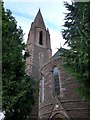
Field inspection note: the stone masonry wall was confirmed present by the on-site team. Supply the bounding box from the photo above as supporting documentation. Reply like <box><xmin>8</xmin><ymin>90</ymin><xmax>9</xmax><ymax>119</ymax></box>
<box><xmin>39</xmin><ymin>58</ymin><xmax>90</xmax><ymax>119</ymax></box>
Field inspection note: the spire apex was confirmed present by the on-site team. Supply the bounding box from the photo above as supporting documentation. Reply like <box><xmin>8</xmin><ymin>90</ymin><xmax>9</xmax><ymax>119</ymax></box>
<box><xmin>33</xmin><ymin>9</ymin><xmax>46</xmax><ymax>30</ymax></box>
<box><xmin>39</xmin><ymin>8</ymin><xmax>40</xmax><ymax>12</ymax></box>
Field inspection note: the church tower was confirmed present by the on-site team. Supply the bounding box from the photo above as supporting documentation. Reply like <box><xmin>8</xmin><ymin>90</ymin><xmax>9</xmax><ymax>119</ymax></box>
<box><xmin>26</xmin><ymin>9</ymin><xmax>52</xmax><ymax>80</ymax></box>
<box><xmin>25</xmin><ymin>9</ymin><xmax>52</xmax><ymax>118</ymax></box>
<box><xmin>25</xmin><ymin>9</ymin><xmax>90</xmax><ymax>120</ymax></box>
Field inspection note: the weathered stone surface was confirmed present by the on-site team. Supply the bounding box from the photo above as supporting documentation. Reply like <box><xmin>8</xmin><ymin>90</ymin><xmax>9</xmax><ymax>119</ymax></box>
<box><xmin>39</xmin><ymin>56</ymin><xmax>90</xmax><ymax>119</ymax></box>
<box><xmin>26</xmin><ymin>9</ymin><xmax>90</xmax><ymax>120</ymax></box>
<box><xmin>26</xmin><ymin>9</ymin><xmax>52</xmax><ymax>119</ymax></box>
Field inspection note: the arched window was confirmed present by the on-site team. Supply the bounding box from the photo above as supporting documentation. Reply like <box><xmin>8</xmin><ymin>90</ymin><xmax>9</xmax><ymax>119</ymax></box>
<box><xmin>41</xmin><ymin>76</ymin><xmax>44</xmax><ymax>102</ymax></box>
<box><xmin>39</xmin><ymin>31</ymin><xmax>43</xmax><ymax>45</ymax></box>
<box><xmin>39</xmin><ymin>52</ymin><xmax>43</xmax><ymax>67</ymax></box>
<box><xmin>53</xmin><ymin>67</ymin><xmax>60</xmax><ymax>95</ymax></box>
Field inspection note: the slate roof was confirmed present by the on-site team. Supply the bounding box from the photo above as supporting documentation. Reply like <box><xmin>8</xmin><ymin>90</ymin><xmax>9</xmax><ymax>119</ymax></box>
<box><xmin>50</xmin><ymin>47</ymin><xmax>67</xmax><ymax>61</ymax></box>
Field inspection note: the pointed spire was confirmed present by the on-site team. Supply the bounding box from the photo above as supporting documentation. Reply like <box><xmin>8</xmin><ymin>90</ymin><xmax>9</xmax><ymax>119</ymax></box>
<box><xmin>60</xmin><ymin>42</ymin><xmax>62</xmax><ymax>48</ymax></box>
<box><xmin>46</xmin><ymin>28</ymin><xmax>50</xmax><ymax>38</ymax></box>
<box><xmin>33</xmin><ymin>9</ymin><xmax>46</xmax><ymax>30</ymax></box>
<box><xmin>46</xmin><ymin>28</ymin><xmax>51</xmax><ymax>49</ymax></box>
<box><xmin>47</xmin><ymin>28</ymin><xmax>50</xmax><ymax>34</ymax></box>
<box><xmin>38</xmin><ymin>8</ymin><xmax>40</xmax><ymax>13</ymax></box>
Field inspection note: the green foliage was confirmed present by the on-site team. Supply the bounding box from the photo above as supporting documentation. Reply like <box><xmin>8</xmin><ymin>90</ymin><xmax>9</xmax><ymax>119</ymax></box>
<box><xmin>62</xmin><ymin>2</ymin><xmax>90</xmax><ymax>102</ymax></box>
<box><xmin>0</xmin><ymin>0</ymin><xmax>2</xmax><ymax>111</ymax></box>
<box><xmin>2</xmin><ymin>2</ymin><xmax>35</xmax><ymax>119</ymax></box>
<box><xmin>24</xmin><ymin>51</ymin><xmax>31</xmax><ymax>59</ymax></box>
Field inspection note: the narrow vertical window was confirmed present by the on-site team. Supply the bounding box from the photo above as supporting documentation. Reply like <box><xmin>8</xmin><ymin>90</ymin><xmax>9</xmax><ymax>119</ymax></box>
<box><xmin>39</xmin><ymin>52</ymin><xmax>43</xmax><ymax>67</ymax></box>
<box><xmin>53</xmin><ymin>67</ymin><xmax>60</xmax><ymax>95</ymax></box>
<box><xmin>39</xmin><ymin>31</ymin><xmax>43</xmax><ymax>45</ymax></box>
<box><xmin>42</xmin><ymin>76</ymin><xmax>44</xmax><ymax>102</ymax></box>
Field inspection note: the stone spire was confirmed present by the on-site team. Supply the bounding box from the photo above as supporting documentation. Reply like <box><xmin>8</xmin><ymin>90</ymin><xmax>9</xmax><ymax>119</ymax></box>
<box><xmin>32</xmin><ymin>9</ymin><xmax>46</xmax><ymax>30</ymax></box>
<box><xmin>46</xmin><ymin>28</ymin><xmax>51</xmax><ymax>49</ymax></box>
<box><xmin>46</xmin><ymin>28</ymin><xmax>50</xmax><ymax>37</ymax></box>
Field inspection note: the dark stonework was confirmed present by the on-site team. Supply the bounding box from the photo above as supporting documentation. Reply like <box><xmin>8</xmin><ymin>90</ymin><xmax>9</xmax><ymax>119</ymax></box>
<box><xmin>39</xmin><ymin>56</ymin><xmax>90</xmax><ymax>119</ymax></box>
<box><xmin>26</xmin><ymin>9</ymin><xmax>52</xmax><ymax>119</ymax></box>
<box><xmin>26</xmin><ymin>9</ymin><xmax>52</xmax><ymax>80</ymax></box>
<box><xmin>26</xmin><ymin>9</ymin><xmax>90</xmax><ymax>120</ymax></box>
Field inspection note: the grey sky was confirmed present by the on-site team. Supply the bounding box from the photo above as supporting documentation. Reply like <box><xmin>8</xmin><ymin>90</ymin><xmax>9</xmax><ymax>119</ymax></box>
<box><xmin>4</xmin><ymin>0</ymin><xmax>72</xmax><ymax>55</ymax></box>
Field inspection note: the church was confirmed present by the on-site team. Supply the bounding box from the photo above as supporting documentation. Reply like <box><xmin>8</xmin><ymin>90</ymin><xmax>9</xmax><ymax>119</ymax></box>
<box><xmin>26</xmin><ymin>9</ymin><xmax>90</xmax><ymax>120</ymax></box>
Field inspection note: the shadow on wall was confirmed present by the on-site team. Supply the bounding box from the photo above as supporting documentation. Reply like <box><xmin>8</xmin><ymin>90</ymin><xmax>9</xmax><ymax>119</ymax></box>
<box><xmin>51</xmin><ymin>113</ymin><xmax>68</xmax><ymax>120</ymax></box>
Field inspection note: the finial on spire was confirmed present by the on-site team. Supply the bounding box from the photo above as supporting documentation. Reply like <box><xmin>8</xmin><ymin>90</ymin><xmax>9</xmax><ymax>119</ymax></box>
<box><xmin>37</xmin><ymin>8</ymin><xmax>41</xmax><ymax>15</ymax></box>
<box><xmin>47</xmin><ymin>28</ymin><xmax>49</xmax><ymax>33</ymax></box>
<box><xmin>60</xmin><ymin>42</ymin><xmax>62</xmax><ymax>48</ymax></box>
<box><xmin>39</xmin><ymin>8</ymin><xmax>40</xmax><ymax>12</ymax></box>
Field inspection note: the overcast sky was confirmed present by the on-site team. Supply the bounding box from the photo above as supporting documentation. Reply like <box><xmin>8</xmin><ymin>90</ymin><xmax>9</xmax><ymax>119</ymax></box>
<box><xmin>4</xmin><ymin>0</ymin><xmax>72</xmax><ymax>55</ymax></box>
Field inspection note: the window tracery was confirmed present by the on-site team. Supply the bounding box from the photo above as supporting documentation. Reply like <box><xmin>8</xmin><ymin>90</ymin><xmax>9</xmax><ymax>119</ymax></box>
<box><xmin>53</xmin><ymin>66</ymin><xmax>60</xmax><ymax>95</ymax></box>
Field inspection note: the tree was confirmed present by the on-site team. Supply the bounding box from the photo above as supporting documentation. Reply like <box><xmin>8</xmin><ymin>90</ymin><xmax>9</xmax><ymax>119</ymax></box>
<box><xmin>2</xmin><ymin>2</ymin><xmax>35</xmax><ymax>119</ymax></box>
<box><xmin>62</xmin><ymin>2</ymin><xmax>90</xmax><ymax>101</ymax></box>
<box><xmin>0</xmin><ymin>0</ymin><xmax>2</xmax><ymax>112</ymax></box>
